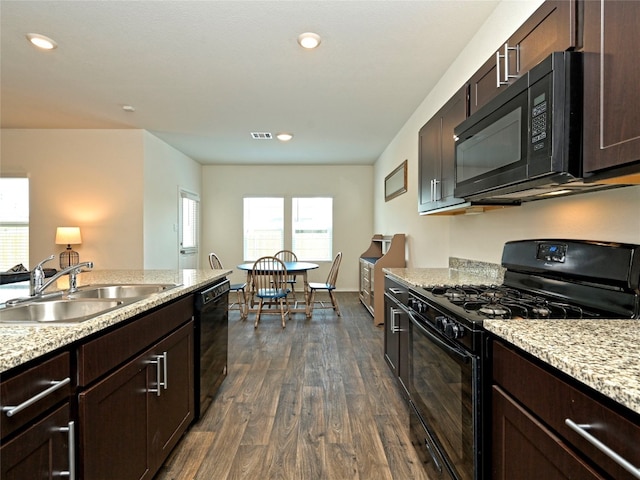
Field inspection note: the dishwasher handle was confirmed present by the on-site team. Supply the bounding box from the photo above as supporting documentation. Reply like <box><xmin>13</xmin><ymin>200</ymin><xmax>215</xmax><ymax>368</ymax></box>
<box><xmin>196</xmin><ymin>280</ymin><xmax>230</xmax><ymax>308</ymax></box>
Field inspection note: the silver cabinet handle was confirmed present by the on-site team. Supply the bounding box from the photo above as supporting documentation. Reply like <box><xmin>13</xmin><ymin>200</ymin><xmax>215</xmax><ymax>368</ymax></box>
<box><xmin>565</xmin><ymin>418</ymin><xmax>640</xmax><ymax>479</ymax></box>
<box><xmin>2</xmin><ymin>377</ymin><xmax>71</xmax><ymax>417</ymax></box>
<box><xmin>149</xmin><ymin>352</ymin><xmax>169</xmax><ymax>396</ymax></box>
<box><xmin>503</xmin><ymin>43</ymin><xmax>519</xmax><ymax>82</ymax></box>
<box><xmin>388</xmin><ymin>287</ymin><xmax>404</xmax><ymax>295</ymax></box>
<box><xmin>496</xmin><ymin>51</ymin><xmax>508</xmax><ymax>87</ymax></box>
<box><xmin>429</xmin><ymin>178</ymin><xmax>440</xmax><ymax>202</ymax></box>
<box><xmin>149</xmin><ymin>355</ymin><xmax>164</xmax><ymax>396</ymax></box>
<box><xmin>55</xmin><ymin>420</ymin><xmax>76</xmax><ymax>479</ymax></box>
<box><xmin>390</xmin><ymin>308</ymin><xmax>402</xmax><ymax>333</ymax></box>
<box><xmin>161</xmin><ymin>351</ymin><xmax>168</xmax><ymax>391</ymax></box>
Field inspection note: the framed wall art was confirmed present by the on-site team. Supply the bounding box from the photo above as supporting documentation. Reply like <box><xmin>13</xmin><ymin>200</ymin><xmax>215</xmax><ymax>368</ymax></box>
<box><xmin>384</xmin><ymin>159</ymin><xmax>407</xmax><ymax>202</ymax></box>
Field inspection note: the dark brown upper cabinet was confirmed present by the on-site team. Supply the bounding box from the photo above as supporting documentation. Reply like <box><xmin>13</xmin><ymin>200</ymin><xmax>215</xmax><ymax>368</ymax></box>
<box><xmin>469</xmin><ymin>0</ymin><xmax>578</xmax><ymax>115</ymax></box>
<box><xmin>582</xmin><ymin>0</ymin><xmax>640</xmax><ymax>181</ymax></box>
<box><xmin>418</xmin><ymin>85</ymin><xmax>468</xmax><ymax>213</ymax></box>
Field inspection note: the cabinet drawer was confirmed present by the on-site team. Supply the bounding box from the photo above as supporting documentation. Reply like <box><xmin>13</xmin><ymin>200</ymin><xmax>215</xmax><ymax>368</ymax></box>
<box><xmin>493</xmin><ymin>341</ymin><xmax>640</xmax><ymax>480</ymax></box>
<box><xmin>77</xmin><ymin>295</ymin><xmax>194</xmax><ymax>386</ymax></box>
<box><xmin>362</xmin><ymin>266</ymin><xmax>370</xmax><ymax>282</ymax></box>
<box><xmin>1</xmin><ymin>351</ymin><xmax>71</xmax><ymax>440</ymax></box>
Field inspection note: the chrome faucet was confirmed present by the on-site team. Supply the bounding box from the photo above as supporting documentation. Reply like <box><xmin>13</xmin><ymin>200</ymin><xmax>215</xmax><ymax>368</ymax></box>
<box><xmin>30</xmin><ymin>255</ymin><xmax>94</xmax><ymax>296</ymax></box>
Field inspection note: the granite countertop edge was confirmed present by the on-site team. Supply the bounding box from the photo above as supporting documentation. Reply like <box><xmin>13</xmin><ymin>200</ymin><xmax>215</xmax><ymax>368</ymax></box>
<box><xmin>0</xmin><ymin>269</ymin><xmax>231</xmax><ymax>374</ymax></box>
<box><xmin>383</xmin><ymin>265</ymin><xmax>640</xmax><ymax>417</ymax></box>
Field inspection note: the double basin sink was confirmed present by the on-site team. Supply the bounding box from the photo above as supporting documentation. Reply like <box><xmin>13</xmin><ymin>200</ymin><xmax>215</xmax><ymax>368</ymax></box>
<box><xmin>0</xmin><ymin>284</ymin><xmax>180</xmax><ymax>325</ymax></box>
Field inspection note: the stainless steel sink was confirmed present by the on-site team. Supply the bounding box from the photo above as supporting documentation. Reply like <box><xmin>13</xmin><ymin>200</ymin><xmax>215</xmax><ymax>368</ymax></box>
<box><xmin>0</xmin><ymin>299</ymin><xmax>124</xmax><ymax>324</ymax></box>
<box><xmin>67</xmin><ymin>283</ymin><xmax>179</xmax><ymax>300</ymax></box>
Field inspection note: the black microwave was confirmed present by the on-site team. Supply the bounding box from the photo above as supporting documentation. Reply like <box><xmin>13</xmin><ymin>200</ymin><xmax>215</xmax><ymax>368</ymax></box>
<box><xmin>454</xmin><ymin>51</ymin><xmax>592</xmax><ymax>202</ymax></box>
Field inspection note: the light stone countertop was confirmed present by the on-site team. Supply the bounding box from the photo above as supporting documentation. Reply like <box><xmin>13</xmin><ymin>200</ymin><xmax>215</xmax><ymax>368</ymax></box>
<box><xmin>0</xmin><ymin>269</ymin><xmax>231</xmax><ymax>374</ymax></box>
<box><xmin>383</xmin><ymin>266</ymin><xmax>640</xmax><ymax>417</ymax></box>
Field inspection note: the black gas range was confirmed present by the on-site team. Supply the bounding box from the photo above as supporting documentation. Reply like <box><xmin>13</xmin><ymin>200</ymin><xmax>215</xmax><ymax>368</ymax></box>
<box><xmin>404</xmin><ymin>239</ymin><xmax>640</xmax><ymax>480</ymax></box>
<box><xmin>409</xmin><ymin>239</ymin><xmax>640</xmax><ymax>349</ymax></box>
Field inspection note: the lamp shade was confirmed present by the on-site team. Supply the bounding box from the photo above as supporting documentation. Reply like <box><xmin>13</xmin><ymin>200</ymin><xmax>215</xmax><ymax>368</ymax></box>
<box><xmin>55</xmin><ymin>227</ymin><xmax>82</xmax><ymax>245</ymax></box>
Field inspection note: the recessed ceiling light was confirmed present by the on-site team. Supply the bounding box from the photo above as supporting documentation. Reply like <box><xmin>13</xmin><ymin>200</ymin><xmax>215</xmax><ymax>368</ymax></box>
<box><xmin>276</xmin><ymin>133</ymin><xmax>293</xmax><ymax>142</ymax></box>
<box><xmin>26</xmin><ymin>33</ymin><xmax>57</xmax><ymax>50</ymax></box>
<box><xmin>297</xmin><ymin>32</ymin><xmax>321</xmax><ymax>49</ymax></box>
<box><xmin>122</xmin><ymin>105</ymin><xmax>136</xmax><ymax>112</ymax></box>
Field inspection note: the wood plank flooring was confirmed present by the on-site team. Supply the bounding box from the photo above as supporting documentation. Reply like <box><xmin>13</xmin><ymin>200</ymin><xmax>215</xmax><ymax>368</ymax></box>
<box><xmin>155</xmin><ymin>292</ymin><xmax>430</xmax><ymax>480</ymax></box>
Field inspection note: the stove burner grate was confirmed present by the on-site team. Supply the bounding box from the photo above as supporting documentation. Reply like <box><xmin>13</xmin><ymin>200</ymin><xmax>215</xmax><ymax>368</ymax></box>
<box><xmin>426</xmin><ymin>284</ymin><xmax>596</xmax><ymax>320</ymax></box>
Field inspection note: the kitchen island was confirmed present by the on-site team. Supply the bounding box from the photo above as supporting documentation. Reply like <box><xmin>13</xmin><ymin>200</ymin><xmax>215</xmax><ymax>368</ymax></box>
<box><xmin>0</xmin><ymin>268</ymin><xmax>231</xmax><ymax>373</ymax></box>
<box><xmin>0</xmin><ymin>268</ymin><xmax>231</xmax><ymax>480</ymax></box>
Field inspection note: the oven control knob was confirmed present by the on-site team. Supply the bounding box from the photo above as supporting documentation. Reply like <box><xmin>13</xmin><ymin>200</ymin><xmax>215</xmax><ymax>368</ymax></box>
<box><xmin>435</xmin><ymin>316</ymin><xmax>447</xmax><ymax>330</ymax></box>
<box><xmin>444</xmin><ymin>321</ymin><xmax>463</xmax><ymax>339</ymax></box>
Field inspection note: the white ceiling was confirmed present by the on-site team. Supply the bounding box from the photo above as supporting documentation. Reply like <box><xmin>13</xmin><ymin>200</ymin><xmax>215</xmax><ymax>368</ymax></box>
<box><xmin>0</xmin><ymin>0</ymin><xmax>500</xmax><ymax>165</ymax></box>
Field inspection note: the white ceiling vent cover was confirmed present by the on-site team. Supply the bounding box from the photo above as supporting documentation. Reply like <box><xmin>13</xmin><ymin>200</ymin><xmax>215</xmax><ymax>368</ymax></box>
<box><xmin>251</xmin><ymin>132</ymin><xmax>273</xmax><ymax>139</ymax></box>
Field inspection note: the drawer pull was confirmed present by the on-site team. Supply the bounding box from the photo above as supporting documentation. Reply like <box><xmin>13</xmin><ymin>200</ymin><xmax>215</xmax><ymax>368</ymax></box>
<box><xmin>565</xmin><ymin>418</ymin><xmax>640</xmax><ymax>479</ymax></box>
<box><xmin>2</xmin><ymin>377</ymin><xmax>71</xmax><ymax>417</ymax></box>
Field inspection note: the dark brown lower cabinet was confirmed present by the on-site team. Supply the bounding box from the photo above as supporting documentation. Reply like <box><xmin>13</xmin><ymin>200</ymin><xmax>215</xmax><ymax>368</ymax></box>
<box><xmin>79</xmin><ymin>321</ymin><xmax>194</xmax><ymax>480</ymax></box>
<box><xmin>492</xmin><ymin>385</ymin><xmax>603</xmax><ymax>480</ymax></box>
<box><xmin>492</xmin><ymin>340</ymin><xmax>640</xmax><ymax>480</ymax></box>
<box><xmin>0</xmin><ymin>404</ymin><xmax>73</xmax><ymax>480</ymax></box>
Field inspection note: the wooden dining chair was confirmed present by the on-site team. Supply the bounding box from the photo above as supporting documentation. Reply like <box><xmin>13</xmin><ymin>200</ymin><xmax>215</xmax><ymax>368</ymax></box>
<box><xmin>250</xmin><ymin>256</ymin><xmax>291</xmax><ymax>328</ymax></box>
<box><xmin>208</xmin><ymin>252</ymin><xmax>247</xmax><ymax>319</ymax></box>
<box><xmin>308</xmin><ymin>252</ymin><xmax>342</xmax><ymax>317</ymax></box>
<box><xmin>274</xmin><ymin>249</ymin><xmax>298</xmax><ymax>299</ymax></box>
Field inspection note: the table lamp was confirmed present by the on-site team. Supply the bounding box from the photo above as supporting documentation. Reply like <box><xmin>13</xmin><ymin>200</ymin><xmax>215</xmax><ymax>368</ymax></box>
<box><xmin>55</xmin><ymin>227</ymin><xmax>82</xmax><ymax>269</ymax></box>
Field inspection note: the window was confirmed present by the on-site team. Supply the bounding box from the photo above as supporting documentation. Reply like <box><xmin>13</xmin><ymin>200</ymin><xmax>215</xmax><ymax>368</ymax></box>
<box><xmin>292</xmin><ymin>197</ymin><xmax>332</xmax><ymax>261</ymax></box>
<box><xmin>0</xmin><ymin>177</ymin><xmax>29</xmax><ymax>270</ymax></box>
<box><xmin>180</xmin><ymin>190</ymin><xmax>199</xmax><ymax>255</ymax></box>
<box><xmin>243</xmin><ymin>196</ymin><xmax>332</xmax><ymax>262</ymax></box>
<box><xmin>243</xmin><ymin>197</ymin><xmax>284</xmax><ymax>261</ymax></box>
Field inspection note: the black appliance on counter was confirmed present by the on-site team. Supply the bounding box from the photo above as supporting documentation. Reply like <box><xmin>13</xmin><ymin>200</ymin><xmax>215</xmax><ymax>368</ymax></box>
<box><xmin>403</xmin><ymin>239</ymin><xmax>640</xmax><ymax>480</ymax></box>
<box><xmin>454</xmin><ymin>51</ymin><xmax>618</xmax><ymax>202</ymax></box>
<box><xmin>194</xmin><ymin>278</ymin><xmax>230</xmax><ymax>420</ymax></box>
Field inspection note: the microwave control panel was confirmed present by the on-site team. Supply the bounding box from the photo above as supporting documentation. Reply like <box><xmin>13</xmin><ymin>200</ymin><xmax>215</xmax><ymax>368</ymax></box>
<box><xmin>531</xmin><ymin>92</ymin><xmax>547</xmax><ymax>149</ymax></box>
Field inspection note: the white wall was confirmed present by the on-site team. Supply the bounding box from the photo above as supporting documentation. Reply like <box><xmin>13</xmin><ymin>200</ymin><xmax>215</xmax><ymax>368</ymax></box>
<box><xmin>1</xmin><ymin>129</ymin><xmax>203</xmax><ymax>270</ymax></box>
<box><xmin>1</xmin><ymin>129</ymin><xmax>145</xmax><ymax>269</ymax></box>
<box><xmin>143</xmin><ymin>131</ymin><xmax>202</xmax><ymax>269</ymax></box>
<box><xmin>374</xmin><ymin>0</ymin><xmax>640</xmax><ymax>267</ymax></box>
<box><xmin>200</xmin><ymin>164</ymin><xmax>372</xmax><ymax>290</ymax></box>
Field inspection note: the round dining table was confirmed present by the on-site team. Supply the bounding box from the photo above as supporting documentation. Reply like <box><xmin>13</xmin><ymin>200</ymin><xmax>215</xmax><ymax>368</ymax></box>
<box><xmin>236</xmin><ymin>261</ymin><xmax>319</xmax><ymax>317</ymax></box>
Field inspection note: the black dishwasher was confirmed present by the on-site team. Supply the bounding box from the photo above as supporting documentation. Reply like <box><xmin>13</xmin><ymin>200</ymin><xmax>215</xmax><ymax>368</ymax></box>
<box><xmin>194</xmin><ymin>278</ymin><xmax>230</xmax><ymax>420</ymax></box>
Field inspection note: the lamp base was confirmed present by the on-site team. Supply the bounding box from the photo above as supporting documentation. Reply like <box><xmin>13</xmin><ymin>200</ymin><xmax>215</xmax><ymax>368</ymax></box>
<box><xmin>59</xmin><ymin>248</ymin><xmax>79</xmax><ymax>269</ymax></box>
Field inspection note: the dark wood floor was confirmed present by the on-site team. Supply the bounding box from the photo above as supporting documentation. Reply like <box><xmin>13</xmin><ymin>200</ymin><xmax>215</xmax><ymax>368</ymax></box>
<box><xmin>155</xmin><ymin>292</ymin><xmax>429</xmax><ymax>480</ymax></box>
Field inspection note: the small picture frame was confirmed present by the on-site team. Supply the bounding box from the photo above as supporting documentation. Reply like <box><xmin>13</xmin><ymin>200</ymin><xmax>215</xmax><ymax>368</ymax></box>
<box><xmin>385</xmin><ymin>160</ymin><xmax>407</xmax><ymax>202</ymax></box>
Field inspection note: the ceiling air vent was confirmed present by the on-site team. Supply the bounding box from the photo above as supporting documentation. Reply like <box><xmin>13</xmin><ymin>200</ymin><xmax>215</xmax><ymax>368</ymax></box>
<box><xmin>250</xmin><ymin>132</ymin><xmax>273</xmax><ymax>140</ymax></box>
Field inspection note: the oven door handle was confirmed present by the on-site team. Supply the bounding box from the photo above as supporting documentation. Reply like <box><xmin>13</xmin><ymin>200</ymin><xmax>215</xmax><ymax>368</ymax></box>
<box><xmin>406</xmin><ymin>309</ymin><xmax>472</xmax><ymax>363</ymax></box>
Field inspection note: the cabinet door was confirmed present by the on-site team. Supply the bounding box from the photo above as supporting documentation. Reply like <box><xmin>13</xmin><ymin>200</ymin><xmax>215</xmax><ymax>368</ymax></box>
<box><xmin>1</xmin><ymin>404</ymin><xmax>72</xmax><ymax>480</ymax></box>
<box><xmin>79</xmin><ymin>352</ymin><xmax>152</xmax><ymax>480</ymax></box>
<box><xmin>148</xmin><ymin>322</ymin><xmax>194</xmax><ymax>472</ymax></box>
<box><xmin>492</xmin><ymin>385</ymin><xmax>604</xmax><ymax>480</ymax></box>
<box><xmin>418</xmin><ymin>86</ymin><xmax>467</xmax><ymax>213</ymax></box>
<box><xmin>469</xmin><ymin>0</ymin><xmax>576</xmax><ymax>114</ymax></box>
<box><xmin>440</xmin><ymin>86</ymin><xmax>467</xmax><ymax>201</ymax></box>
<box><xmin>583</xmin><ymin>0</ymin><xmax>640</xmax><ymax>175</ymax></box>
<box><xmin>418</xmin><ymin>113</ymin><xmax>440</xmax><ymax>212</ymax></box>
<box><xmin>383</xmin><ymin>294</ymin><xmax>400</xmax><ymax>378</ymax></box>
